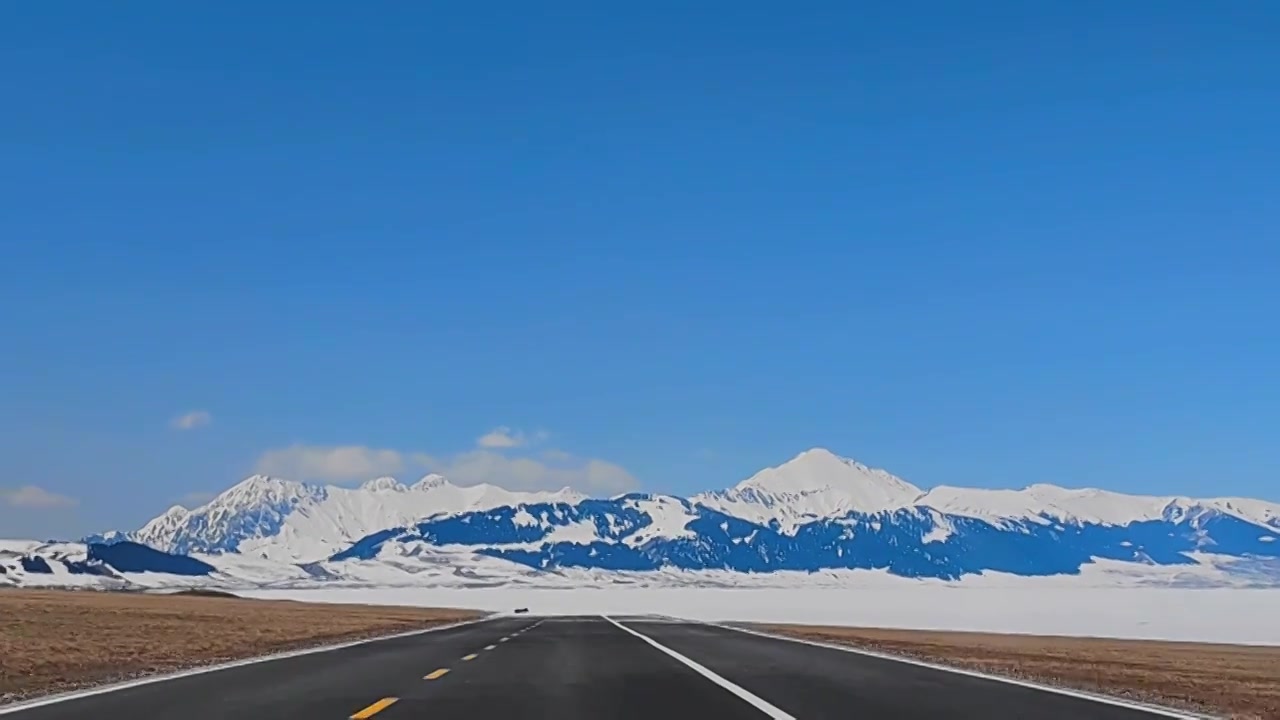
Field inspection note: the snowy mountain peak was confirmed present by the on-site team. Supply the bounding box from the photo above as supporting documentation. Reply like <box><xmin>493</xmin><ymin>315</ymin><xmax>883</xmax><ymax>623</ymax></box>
<box><xmin>120</xmin><ymin>469</ymin><xmax>598</xmax><ymax>562</ymax></box>
<box><xmin>217</xmin><ymin>474</ymin><xmax>320</xmax><ymax>506</ymax></box>
<box><xmin>735</xmin><ymin>448</ymin><xmax>922</xmax><ymax>502</ymax></box>
<box><xmin>693</xmin><ymin>448</ymin><xmax>922</xmax><ymax>534</ymax></box>
<box><xmin>133</xmin><ymin>504</ymin><xmax>193</xmax><ymax>548</ymax></box>
<box><xmin>227</xmin><ymin>473</ymin><xmax>302</xmax><ymax>492</ymax></box>
<box><xmin>360</xmin><ymin>476</ymin><xmax>406</xmax><ymax>492</ymax></box>
<box><xmin>411</xmin><ymin>473</ymin><xmax>449</xmax><ymax>491</ymax></box>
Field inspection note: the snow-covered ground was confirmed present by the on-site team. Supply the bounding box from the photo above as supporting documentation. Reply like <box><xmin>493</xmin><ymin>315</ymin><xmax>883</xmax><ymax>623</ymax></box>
<box><xmin>239</xmin><ymin>584</ymin><xmax>1280</xmax><ymax>646</ymax></box>
<box><xmin>11</xmin><ymin>536</ymin><xmax>1279</xmax><ymax>646</ymax></box>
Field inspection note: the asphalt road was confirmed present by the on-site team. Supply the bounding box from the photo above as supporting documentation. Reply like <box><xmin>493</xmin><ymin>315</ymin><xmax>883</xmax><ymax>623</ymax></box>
<box><xmin>3</xmin><ymin>615</ymin><xmax>1187</xmax><ymax>719</ymax></box>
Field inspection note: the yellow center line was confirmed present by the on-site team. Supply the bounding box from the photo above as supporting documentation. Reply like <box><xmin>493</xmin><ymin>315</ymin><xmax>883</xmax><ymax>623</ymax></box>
<box><xmin>462</xmin><ymin>653</ymin><xmax>478</xmax><ymax>661</ymax></box>
<box><xmin>350</xmin><ymin>697</ymin><xmax>398</xmax><ymax>719</ymax></box>
<box><xmin>424</xmin><ymin>668</ymin><xmax>451</xmax><ymax>680</ymax></box>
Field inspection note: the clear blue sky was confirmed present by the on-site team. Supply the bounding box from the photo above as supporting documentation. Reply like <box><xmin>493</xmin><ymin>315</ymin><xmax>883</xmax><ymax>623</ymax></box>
<box><xmin>2</xmin><ymin>2</ymin><xmax>1278</xmax><ymax>538</ymax></box>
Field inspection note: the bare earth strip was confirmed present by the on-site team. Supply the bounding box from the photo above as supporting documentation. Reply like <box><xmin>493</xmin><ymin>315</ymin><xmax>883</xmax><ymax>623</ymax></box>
<box><xmin>0</xmin><ymin>589</ymin><xmax>483</xmax><ymax>705</ymax></box>
<box><xmin>759</xmin><ymin>624</ymin><xmax>1280</xmax><ymax>720</ymax></box>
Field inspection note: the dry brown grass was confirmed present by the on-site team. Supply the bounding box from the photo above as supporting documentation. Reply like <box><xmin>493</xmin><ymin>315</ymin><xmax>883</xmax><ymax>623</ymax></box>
<box><xmin>0</xmin><ymin>589</ymin><xmax>483</xmax><ymax>703</ymax></box>
<box><xmin>760</xmin><ymin>624</ymin><xmax>1280</xmax><ymax>720</ymax></box>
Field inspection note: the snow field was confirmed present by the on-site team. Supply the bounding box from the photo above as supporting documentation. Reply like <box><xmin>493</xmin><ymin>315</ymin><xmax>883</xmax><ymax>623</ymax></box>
<box><xmin>238</xmin><ymin>585</ymin><xmax>1280</xmax><ymax>646</ymax></box>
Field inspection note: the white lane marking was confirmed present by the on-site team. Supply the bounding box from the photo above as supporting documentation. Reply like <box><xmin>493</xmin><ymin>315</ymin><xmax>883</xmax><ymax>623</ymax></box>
<box><xmin>603</xmin><ymin>616</ymin><xmax>796</xmax><ymax>720</ymax></box>
<box><xmin>0</xmin><ymin>615</ymin><xmax>499</xmax><ymax>716</ymax></box>
<box><xmin>710</xmin><ymin>623</ymin><xmax>1206</xmax><ymax>720</ymax></box>
<box><xmin>484</xmin><ymin>644</ymin><xmax>497</xmax><ymax>651</ymax></box>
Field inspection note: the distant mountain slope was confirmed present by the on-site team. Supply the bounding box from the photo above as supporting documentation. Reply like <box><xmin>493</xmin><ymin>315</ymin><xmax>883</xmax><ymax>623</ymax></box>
<box><xmin>89</xmin><ymin>540</ymin><xmax>216</xmax><ymax>575</ymax></box>
<box><xmin>91</xmin><ymin>448</ymin><xmax>1280</xmax><ymax>585</ymax></box>
<box><xmin>334</xmin><ymin>495</ymin><xmax>1280</xmax><ymax>581</ymax></box>
<box><xmin>108</xmin><ymin>474</ymin><xmax>585</xmax><ymax>562</ymax></box>
<box><xmin>0</xmin><ymin>540</ymin><xmax>213</xmax><ymax>587</ymax></box>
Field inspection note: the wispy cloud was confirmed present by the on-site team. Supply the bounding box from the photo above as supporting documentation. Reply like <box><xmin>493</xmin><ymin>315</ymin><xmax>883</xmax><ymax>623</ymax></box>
<box><xmin>475</xmin><ymin>427</ymin><xmax>551</xmax><ymax>449</ymax></box>
<box><xmin>0</xmin><ymin>485</ymin><xmax>78</xmax><ymax>509</ymax></box>
<box><xmin>254</xmin><ymin>435</ymin><xmax>638</xmax><ymax>494</ymax></box>
<box><xmin>416</xmin><ymin>449</ymin><xmax>637</xmax><ymax>495</ymax></box>
<box><xmin>254</xmin><ymin>444</ymin><xmax>405</xmax><ymax>482</ymax></box>
<box><xmin>476</xmin><ymin>427</ymin><xmax>525</xmax><ymax>448</ymax></box>
<box><xmin>170</xmin><ymin>410</ymin><xmax>212</xmax><ymax>430</ymax></box>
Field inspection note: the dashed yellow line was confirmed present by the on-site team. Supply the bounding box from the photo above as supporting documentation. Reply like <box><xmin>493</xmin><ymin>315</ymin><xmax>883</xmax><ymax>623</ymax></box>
<box><xmin>350</xmin><ymin>697</ymin><xmax>398</xmax><ymax>719</ymax></box>
<box><xmin>462</xmin><ymin>653</ymin><xmax>478</xmax><ymax>661</ymax></box>
<box><xmin>424</xmin><ymin>668</ymin><xmax>451</xmax><ymax>680</ymax></box>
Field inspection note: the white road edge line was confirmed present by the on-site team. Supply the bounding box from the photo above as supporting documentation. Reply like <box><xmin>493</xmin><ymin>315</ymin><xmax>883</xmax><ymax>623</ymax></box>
<box><xmin>708</xmin><ymin>623</ymin><xmax>1210</xmax><ymax>720</ymax></box>
<box><xmin>0</xmin><ymin>615</ymin><xmax>500</xmax><ymax>716</ymax></box>
<box><xmin>603</xmin><ymin>616</ymin><xmax>796</xmax><ymax>720</ymax></box>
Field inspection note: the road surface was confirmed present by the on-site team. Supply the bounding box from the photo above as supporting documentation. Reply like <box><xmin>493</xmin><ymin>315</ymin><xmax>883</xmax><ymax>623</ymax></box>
<box><xmin>3</xmin><ymin>615</ymin><xmax>1187</xmax><ymax>719</ymax></box>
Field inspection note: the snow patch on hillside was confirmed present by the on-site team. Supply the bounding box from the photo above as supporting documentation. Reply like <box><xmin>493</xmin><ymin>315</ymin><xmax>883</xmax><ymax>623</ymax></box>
<box><xmin>918</xmin><ymin>485</ymin><xmax>1280</xmax><ymax>530</ymax></box>
<box><xmin>917</xmin><ymin>485</ymin><xmax>1174</xmax><ymax>525</ymax></box>
<box><xmin>623</xmin><ymin>495</ymin><xmax>697</xmax><ymax>543</ymax></box>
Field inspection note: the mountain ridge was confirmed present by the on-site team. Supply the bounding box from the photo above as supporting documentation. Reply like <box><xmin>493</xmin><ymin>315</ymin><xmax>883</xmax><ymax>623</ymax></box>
<box><xmin>77</xmin><ymin>448</ymin><xmax>1280</xmax><ymax>585</ymax></box>
<box><xmin>121</xmin><ymin>471</ymin><xmax>588</xmax><ymax>561</ymax></box>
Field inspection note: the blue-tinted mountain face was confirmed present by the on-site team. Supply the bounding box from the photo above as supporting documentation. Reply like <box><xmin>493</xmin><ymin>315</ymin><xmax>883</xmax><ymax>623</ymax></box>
<box><xmin>1</xmin><ymin>541</ymin><xmax>214</xmax><ymax>583</ymax></box>
<box><xmin>329</xmin><ymin>497</ymin><xmax>1280</xmax><ymax>581</ymax></box>
<box><xmin>87</xmin><ymin>541</ymin><xmax>215</xmax><ymax>575</ymax></box>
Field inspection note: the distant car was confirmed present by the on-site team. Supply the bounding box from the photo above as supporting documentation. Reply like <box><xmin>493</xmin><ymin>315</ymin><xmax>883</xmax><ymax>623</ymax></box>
<box><xmin>514</xmin><ymin>607</ymin><xmax>529</xmax><ymax>614</ymax></box>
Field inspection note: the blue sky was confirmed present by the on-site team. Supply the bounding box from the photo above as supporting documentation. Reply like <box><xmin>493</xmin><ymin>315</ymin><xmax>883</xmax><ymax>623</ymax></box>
<box><xmin>2</xmin><ymin>2</ymin><xmax>1278</xmax><ymax>538</ymax></box>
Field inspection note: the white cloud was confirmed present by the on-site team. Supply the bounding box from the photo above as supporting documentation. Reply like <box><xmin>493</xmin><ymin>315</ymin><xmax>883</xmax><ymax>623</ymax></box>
<box><xmin>254</xmin><ymin>444</ymin><xmax>406</xmax><ymax>482</ymax></box>
<box><xmin>476</xmin><ymin>427</ymin><xmax>526</xmax><ymax>448</ymax></box>
<box><xmin>418</xmin><ymin>449</ymin><xmax>639</xmax><ymax>495</ymax></box>
<box><xmin>253</xmin><ymin>441</ymin><xmax>638</xmax><ymax>494</ymax></box>
<box><xmin>0</xmin><ymin>485</ymin><xmax>78</xmax><ymax>509</ymax></box>
<box><xmin>254</xmin><ymin>429</ymin><xmax>638</xmax><ymax>494</ymax></box>
<box><xmin>475</xmin><ymin>427</ymin><xmax>551</xmax><ymax>449</ymax></box>
<box><xmin>171</xmin><ymin>410</ymin><xmax>212</xmax><ymax>430</ymax></box>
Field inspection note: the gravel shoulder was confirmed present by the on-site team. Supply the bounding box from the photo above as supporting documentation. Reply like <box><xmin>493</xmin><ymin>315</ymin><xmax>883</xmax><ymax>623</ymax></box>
<box><xmin>0</xmin><ymin>588</ymin><xmax>483</xmax><ymax>704</ymax></box>
<box><xmin>758</xmin><ymin>623</ymin><xmax>1279</xmax><ymax>720</ymax></box>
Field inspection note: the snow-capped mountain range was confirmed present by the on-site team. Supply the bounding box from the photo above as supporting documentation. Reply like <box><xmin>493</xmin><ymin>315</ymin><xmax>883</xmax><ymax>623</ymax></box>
<box><xmin>115</xmin><ymin>474</ymin><xmax>585</xmax><ymax>563</ymax></box>
<box><xmin>7</xmin><ymin>448</ymin><xmax>1278</xmax><ymax>590</ymax></box>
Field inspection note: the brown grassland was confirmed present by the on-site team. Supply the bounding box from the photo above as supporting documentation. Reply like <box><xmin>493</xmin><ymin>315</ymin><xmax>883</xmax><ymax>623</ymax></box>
<box><xmin>761</xmin><ymin>623</ymin><xmax>1280</xmax><ymax>720</ymax></box>
<box><xmin>0</xmin><ymin>589</ymin><xmax>483</xmax><ymax>703</ymax></box>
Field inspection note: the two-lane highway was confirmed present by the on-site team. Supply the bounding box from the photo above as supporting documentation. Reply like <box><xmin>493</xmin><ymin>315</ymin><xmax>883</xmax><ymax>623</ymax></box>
<box><xmin>2</xmin><ymin>615</ymin><xmax>1194</xmax><ymax>719</ymax></box>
